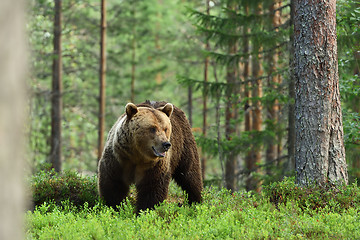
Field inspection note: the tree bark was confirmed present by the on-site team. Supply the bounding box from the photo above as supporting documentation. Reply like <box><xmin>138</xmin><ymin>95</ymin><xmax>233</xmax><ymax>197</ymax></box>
<box><xmin>50</xmin><ymin>0</ymin><xmax>63</xmax><ymax>172</ymax></box>
<box><xmin>130</xmin><ymin>7</ymin><xmax>136</xmax><ymax>103</ymax></box>
<box><xmin>294</xmin><ymin>0</ymin><xmax>348</xmax><ymax>185</ymax></box>
<box><xmin>131</xmin><ymin>35</ymin><xmax>136</xmax><ymax>103</ymax></box>
<box><xmin>287</xmin><ymin>0</ymin><xmax>296</xmax><ymax>173</ymax></box>
<box><xmin>201</xmin><ymin>0</ymin><xmax>210</xmax><ymax>181</ymax></box>
<box><xmin>247</xmin><ymin>3</ymin><xmax>264</xmax><ymax>192</ymax></box>
<box><xmin>266</xmin><ymin>0</ymin><xmax>282</xmax><ymax>174</ymax></box>
<box><xmin>224</xmin><ymin>3</ymin><xmax>238</xmax><ymax>191</ymax></box>
<box><xmin>98</xmin><ymin>0</ymin><xmax>107</xmax><ymax>161</ymax></box>
<box><xmin>0</xmin><ymin>0</ymin><xmax>27</xmax><ymax>239</ymax></box>
<box><xmin>243</xmin><ymin>5</ymin><xmax>253</xmax><ymax>189</ymax></box>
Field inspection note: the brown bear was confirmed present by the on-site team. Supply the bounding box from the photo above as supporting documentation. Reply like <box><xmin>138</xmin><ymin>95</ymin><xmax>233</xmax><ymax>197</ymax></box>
<box><xmin>98</xmin><ymin>100</ymin><xmax>203</xmax><ymax>212</ymax></box>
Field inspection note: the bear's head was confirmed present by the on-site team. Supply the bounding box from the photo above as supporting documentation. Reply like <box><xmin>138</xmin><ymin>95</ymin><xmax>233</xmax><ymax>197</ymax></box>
<box><xmin>125</xmin><ymin>102</ymin><xmax>173</xmax><ymax>162</ymax></box>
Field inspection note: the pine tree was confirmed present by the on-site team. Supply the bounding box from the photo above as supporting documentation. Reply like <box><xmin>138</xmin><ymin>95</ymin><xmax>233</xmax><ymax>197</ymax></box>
<box><xmin>294</xmin><ymin>0</ymin><xmax>348</xmax><ymax>185</ymax></box>
<box><xmin>50</xmin><ymin>0</ymin><xmax>63</xmax><ymax>172</ymax></box>
<box><xmin>188</xmin><ymin>0</ymin><xmax>291</xmax><ymax>189</ymax></box>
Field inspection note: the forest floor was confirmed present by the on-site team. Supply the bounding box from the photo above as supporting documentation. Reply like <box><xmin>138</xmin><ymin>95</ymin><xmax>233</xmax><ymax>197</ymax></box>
<box><xmin>26</xmin><ymin>177</ymin><xmax>360</xmax><ymax>239</ymax></box>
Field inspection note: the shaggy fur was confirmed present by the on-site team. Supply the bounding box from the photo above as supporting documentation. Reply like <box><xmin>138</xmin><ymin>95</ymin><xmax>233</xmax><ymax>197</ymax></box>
<box><xmin>98</xmin><ymin>101</ymin><xmax>203</xmax><ymax>212</ymax></box>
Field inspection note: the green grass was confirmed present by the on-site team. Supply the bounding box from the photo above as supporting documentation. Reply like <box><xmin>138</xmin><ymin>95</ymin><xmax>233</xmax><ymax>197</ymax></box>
<box><xmin>26</xmin><ymin>177</ymin><xmax>360</xmax><ymax>239</ymax></box>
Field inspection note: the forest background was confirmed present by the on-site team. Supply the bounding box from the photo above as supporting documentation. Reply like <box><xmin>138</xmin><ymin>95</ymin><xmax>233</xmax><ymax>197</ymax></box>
<box><xmin>28</xmin><ymin>0</ymin><xmax>359</xmax><ymax>191</ymax></box>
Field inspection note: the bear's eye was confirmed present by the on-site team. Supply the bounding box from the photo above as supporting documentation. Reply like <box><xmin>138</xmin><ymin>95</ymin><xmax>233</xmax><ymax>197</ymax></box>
<box><xmin>164</xmin><ymin>128</ymin><xmax>168</xmax><ymax>133</ymax></box>
<box><xmin>150</xmin><ymin>127</ymin><xmax>157</xmax><ymax>134</ymax></box>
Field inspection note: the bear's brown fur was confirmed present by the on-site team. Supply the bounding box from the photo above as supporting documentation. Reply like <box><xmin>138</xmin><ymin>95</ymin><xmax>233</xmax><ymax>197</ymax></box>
<box><xmin>98</xmin><ymin>101</ymin><xmax>203</xmax><ymax>212</ymax></box>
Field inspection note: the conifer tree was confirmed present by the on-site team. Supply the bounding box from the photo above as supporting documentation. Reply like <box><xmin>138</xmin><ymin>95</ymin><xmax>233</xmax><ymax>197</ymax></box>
<box><xmin>294</xmin><ymin>0</ymin><xmax>348</xmax><ymax>185</ymax></box>
<box><xmin>187</xmin><ymin>0</ymin><xmax>291</xmax><ymax>189</ymax></box>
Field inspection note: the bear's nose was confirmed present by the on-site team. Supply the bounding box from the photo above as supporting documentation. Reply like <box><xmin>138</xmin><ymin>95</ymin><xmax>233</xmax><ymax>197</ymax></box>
<box><xmin>162</xmin><ymin>142</ymin><xmax>171</xmax><ymax>151</ymax></box>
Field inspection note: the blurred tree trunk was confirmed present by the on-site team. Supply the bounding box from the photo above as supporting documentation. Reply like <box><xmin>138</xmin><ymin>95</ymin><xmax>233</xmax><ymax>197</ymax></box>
<box><xmin>266</xmin><ymin>0</ymin><xmax>282</xmax><ymax>174</ymax></box>
<box><xmin>201</xmin><ymin>0</ymin><xmax>210</xmax><ymax>181</ymax></box>
<box><xmin>224</xmin><ymin>3</ymin><xmax>238</xmax><ymax>191</ymax></box>
<box><xmin>247</xmin><ymin>3</ymin><xmax>263</xmax><ymax>192</ymax></box>
<box><xmin>50</xmin><ymin>0</ymin><xmax>63</xmax><ymax>172</ymax></box>
<box><xmin>294</xmin><ymin>0</ymin><xmax>348</xmax><ymax>185</ymax></box>
<box><xmin>130</xmin><ymin>7</ymin><xmax>136</xmax><ymax>103</ymax></box>
<box><xmin>155</xmin><ymin>0</ymin><xmax>162</xmax><ymax>84</ymax></box>
<box><xmin>287</xmin><ymin>0</ymin><xmax>295</xmax><ymax>173</ymax></box>
<box><xmin>243</xmin><ymin>5</ymin><xmax>253</xmax><ymax>188</ymax></box>
<box><xmin>0</xmin><ymin>0</ymin><xmax>27</xmax><ymax>239</ymax></box>
<box><xmin>98</xmin><ymin>0</ymin><xmax>107</xmax><ymax>161</ymax></box>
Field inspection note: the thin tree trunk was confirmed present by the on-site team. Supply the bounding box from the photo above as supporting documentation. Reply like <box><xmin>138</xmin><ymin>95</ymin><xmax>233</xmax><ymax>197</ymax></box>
<box><xmin>98</xmin><ymin>0</ymin><xmax>106</xmax><ymax>161</ymax></box>
<box><xmin>155</xmin><ymin>0</ymin><xmax>162</xmax><ymax>84</ymax></box>
<box><xmin>294</xmin><ymin>0</ymin><xmax>348</xmax><ymax>185</ymax></box>
<box><xmin>243</xmin><ymin>5</ymin><xmax>253</xmax><ymax>187</ymax></box>
<box><xmin>130</xmin><ymin>8</ymin><xmax>136</xmax><ymax>103</ymax></box>
<box><xmin>0</xmin><ymin>0</ymin><xmax>27</xmax><ymax>239</ymax></box>
<box><xmin>50</xmin><ymin>0</ymin><xmax>63</xmax><ymax>172</ymax></box>
<box><xmin>201</xmin><ymin>0</ymin><xmax>210</xmax><ymax>181</ymax></box>
<box><xmin>287</xmin><ymin>0</ymin><xmax>295</xmax><ymax>173</ymax></box>
<box><xmin>224</xmin><ymin>3</ymin><xmax>238</xmax><ymax>191</ymax></box>
<box><xmin>131</xmin><ymin>36</ymin><xmax>136</xmax><ymax>103</ymax></box>
<box><xmin>247</xmin><ymin>3</ymin><xmax>263</xmax><ymax>192</ymax></box>
<box><xmin>213</xmin><ymin>64</ymin><xmax>225</xmax><ymax>186</ymax></box>
<box><xmin>266</xmin><ymin>0</ymin><xmax>282</xmax><ymax>174</ymax></box>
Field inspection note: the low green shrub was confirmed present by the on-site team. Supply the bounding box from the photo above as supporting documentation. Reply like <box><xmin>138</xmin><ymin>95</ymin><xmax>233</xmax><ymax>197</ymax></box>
<box><xmin>263</xmin><ymin>177</ymin><xmax>360</xmax><ymax>212</ymax></box>
<box><xmin>26</xmin><ymin>185</ymin><xmax>360</xmax><ymax>239</ymax></box>
<box><xmin>30</xmin><ymin>169</ymin><xmax>99</xmax><ymax>209</ymax></box>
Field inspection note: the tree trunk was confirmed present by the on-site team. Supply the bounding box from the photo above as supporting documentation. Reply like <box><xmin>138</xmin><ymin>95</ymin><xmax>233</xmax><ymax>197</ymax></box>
<box><xmin>294</xmin><ymin>0</ymin><xmax>348</xmax><ymax>185</ymax></box>
<box><xmin>266</xmin><ymin>0</ymin><xmax>282</xmax><ymax>174</ymax></box>
<box><xmin>243</xmin><ymin>5</ymin><xmax>253</xmax><ymax>188</ymax></box>
<box><xmin>224</xmin><ymin>3</ymin><xmax>238</xmax><ymax>191</ymax></box>
<box><xmin>130</xmin><ymin>7</ymin><xmax>136</xmax><ymax>103</ymax></box>
<box><xmin>155</xmin><ymin>0</ymin><xmax>162</xmax><ymax>84</ymax></box>
<box><xmin>50</xmin><ymin>0</ymin><xmax>63</xmax><ymax>172</ymax></box>
<box><xmin>98</xmin><ymin>0</ymin><xmax>107</xmax><ymax>161</ymax></box>
<box><xmin>247</xmin><ymin>3</ymin><xmax>264</xmax><ymax>192</ymax></box>
<box><xmin>0</xmin><ymin>0</ymin><xmax>27</xmax><ymax>239</ymax></box>
<box><xmin>201</xmin><ymin>0</ymin><xmax>210</xmax><ymax>181</ymax></box>
<box><xmin>131</xmin><ymin>36</ymin><xmax>136</xmax><ymax>103</ymax></box>
<box><xmin>287</xmin><ymin>0</ymin><xmax>295</xmax><ymax>173</ymax></box>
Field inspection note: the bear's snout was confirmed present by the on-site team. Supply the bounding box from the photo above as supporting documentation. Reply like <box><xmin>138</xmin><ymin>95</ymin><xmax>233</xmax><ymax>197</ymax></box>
<box><xmin>162</xmin><ymin>141</ymin><xmax>171</xmax><ymax>151</ymax></box>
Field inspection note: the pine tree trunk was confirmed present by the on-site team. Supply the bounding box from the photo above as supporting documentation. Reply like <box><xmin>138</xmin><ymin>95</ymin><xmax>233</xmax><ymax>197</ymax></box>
<box><xmin>247</xmin><ymin>3</ymin><xmax>264</xmax><ymax>192</ymax></box>
<box><xmin>131</xmin><ymin>36</ymin><xmax>136</xmax><ymax>103</ymax></box>
<box><xmin>155</xmin><ymin>0</ymin><xmax>162</xmax><ymax>84</ymax></box>
<box><xmin>225</xmin><ymin>62</ymin><xmax>237</xmax><ymax>191</ymax></box>
<box><xmin>266</xmin><ymin>0</ymin><xmax>282</xmax><ymax>174</ymax></box>
<box><xmin>201</xmin><ymin>0</ymin><xmax>210</xmax><ymax>181</ymax></box>
<box><xmin>287</xmin><ymin>0</ymin><xmax>295</xmax><ymax>173</ymax></box>
<box><xmin>130</xmin><ymin>7</ymin><xmax>136</xmax><ymax>103</ymax></box>
<box><xmin>243</xmin><ymin>5</ymin><xmax>253</xmax><ymax>188</ymax></box>
<box><xmin>50</xmin><ymin>0</ymin><xmax>63</xmax><ymax>172</ymax></box>
<box><xmin>294</xmin><ymin>0</ymin><xmax>348</xmax><ymax>185</ymax></box>
<box><xmin>98</xmin><ymin>0</ymin><xmax>106</xmax><ymax>161</ymax></box>
<box><xmin>0</xmin><ymin>0</ymin><xmax>27</xmax><ymax>239</ymax></box>
<box><xmin>224</xmin><ymin>4</ymin><xmax>238</xmax><ymax>191</ymax></box>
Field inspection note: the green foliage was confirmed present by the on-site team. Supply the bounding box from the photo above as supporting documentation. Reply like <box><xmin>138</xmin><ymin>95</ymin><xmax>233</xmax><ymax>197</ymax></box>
<box><xmin>27</xmin><ymin>0</ymin><xmax>360</xmax><ymax>187</ymax></box>
<box><xmin>263</xmin><ymin>177</ymin><xmax>360</xmax><ymax>213</ymax></box>
<box><xmin>26</xmin><ymin>181</ymin><xmax>360</xmax><ymax>239</ymax></box>
<box><xmin>337</xmin><ymin>0</ymin><xmax>360</xmax><ymax>183</ymax></box>
<box><xmin>30</xmin><ymin>169</ymin><xmax>99</xmax><ymax>208</ymax></box>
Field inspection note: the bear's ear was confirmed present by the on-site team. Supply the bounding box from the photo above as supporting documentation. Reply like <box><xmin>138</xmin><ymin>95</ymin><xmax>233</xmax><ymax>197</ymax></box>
<box><xmin>161</xmin><ymin>103</ymin><xmax>173</xmax><ymax>118</ymax></box>
<box><xmin>125</xmin><ymin>103</ymin><xmax>138</xmax><ymax>119</ymax></box>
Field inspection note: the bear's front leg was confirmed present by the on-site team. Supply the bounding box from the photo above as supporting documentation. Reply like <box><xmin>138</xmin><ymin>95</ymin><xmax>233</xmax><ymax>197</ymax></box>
<box><xmin>99</xmin><ymin>176</ymin><xmax>129</xmax><ymax>209</ymax></box>
<box><xmin>135</xmin><ymin>169</ymin><xmax>171</xmax><ymax>213</ymax></box>
<box><xmin>98</xmin><ymin>159</ymin><xmax>130</xmax><ymax>209</ymax></box>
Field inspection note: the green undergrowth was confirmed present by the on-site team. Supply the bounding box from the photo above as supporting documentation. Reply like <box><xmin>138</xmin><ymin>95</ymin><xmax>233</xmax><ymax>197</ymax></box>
<box><xmin>30</xmin><ymin>169</ymin><xmax>98</xmax><ymax>209</ymax></box>
<box><xmin>27</xmin><ymin>174</ymin><xmax>360</xmax><ymax>239</ymax></box>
